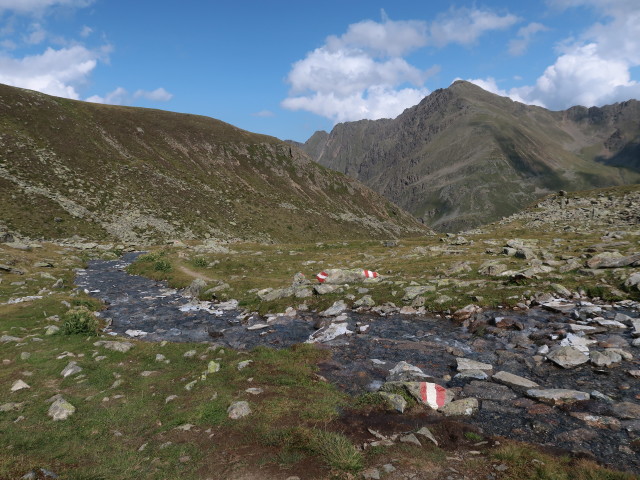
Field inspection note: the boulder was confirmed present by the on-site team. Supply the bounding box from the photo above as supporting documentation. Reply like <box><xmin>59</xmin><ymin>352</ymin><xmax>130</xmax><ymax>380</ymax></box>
<box><xmin>546</xmin><ymin>346</ymin><xmax>589</xmax><ymax>368</ymax></box>
<box><xmin>48</xmin><ymin>398</ymin><xmax>76</xmax><ymax>420</ymax></box>
<box><xmin>586</xmin><ymin>252</ymin><xmax>640</xmax><ymax>269</ymax></box>
<box><xmin>440</xmin><ymin>398</ymin><xmax>479</xmax><ymax>416</ymax></box>
<box><xmin>227</xmin><ymin>401</ymin><xmax>251</xmax><ymax>419</ymax></box>
<box><xmin>526</xmin><ymin>388</ymin><xmax>590</xmax><ymax>405</ymax></box>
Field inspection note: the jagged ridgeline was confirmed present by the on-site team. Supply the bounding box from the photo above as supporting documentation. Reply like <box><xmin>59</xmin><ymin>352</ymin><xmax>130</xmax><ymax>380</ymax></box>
<box><xmin>299</xmin><ymin>80</ymin><xmax>640</xmax><ymax>232</ymax></box>
<box><xmin>0</xmin><ymin>83</ymin><xmax>429</xmax><ymax>243</ymax></box>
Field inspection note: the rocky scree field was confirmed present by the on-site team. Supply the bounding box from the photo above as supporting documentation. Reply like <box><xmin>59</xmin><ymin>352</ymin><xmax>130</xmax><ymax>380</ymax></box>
<box><xmin>1</xmin><ymin>185</ymin><xmax>640</xmax><ymax>479</ymax></box>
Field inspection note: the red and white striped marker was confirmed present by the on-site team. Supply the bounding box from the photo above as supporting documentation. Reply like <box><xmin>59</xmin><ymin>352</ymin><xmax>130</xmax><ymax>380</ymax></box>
<box><xmin>316</xmin><ymin>271</ymin><xmax>328</xmax><ymax>283</ymax></box>
<box><xmin>362</xmin><ymin>270</ymin><xmax>378</xmax><ymax>279</ymax></box>
<box><xmin>420</xmin><ymin>382</ymin><xmax>447</xmax><ymax>409</ymax></box>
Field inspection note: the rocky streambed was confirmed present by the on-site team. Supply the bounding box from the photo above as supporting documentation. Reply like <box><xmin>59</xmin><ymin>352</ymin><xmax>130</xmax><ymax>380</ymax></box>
<box><xmin>76</xmin><ymin>253</ymin><xmax>640</xmax><ymax>474</ymax></box>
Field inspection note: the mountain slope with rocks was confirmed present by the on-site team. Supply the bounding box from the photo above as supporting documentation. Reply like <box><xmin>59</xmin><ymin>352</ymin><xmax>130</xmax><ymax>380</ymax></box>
<box><xmin>0</xmin><ymin>83</ymin><xmax>429</xmax><ymax>244</ymax></box>
<box><xmin>300</xmin><ymin>81</ymin><xmax>640</xmax><ymax>232</ymax></box>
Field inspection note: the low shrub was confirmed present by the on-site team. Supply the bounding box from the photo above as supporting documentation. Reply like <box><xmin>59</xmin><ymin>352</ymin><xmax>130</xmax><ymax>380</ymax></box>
<box><xmin>60</xmin><ymin>307</ymin><xmax>99</xmax><ymax>336</ymax></box>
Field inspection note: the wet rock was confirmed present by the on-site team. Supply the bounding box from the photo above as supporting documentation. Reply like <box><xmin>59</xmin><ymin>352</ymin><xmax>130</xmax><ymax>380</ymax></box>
<box><xmin>455</xmin><ymin>370</ymin><xmax>489</xmax><ymax>381</ymax></box>
<box><xmin>378</xmin><ymin>392</ymin><xmax>407</xmax><ymax>413</ymax></box>
<box><xmin>541</xmin><ymin>300</ymin><xmax>576</xmax><ymax>314</ymax></box>
<box><xmin>481</xmin><ymin>400</ymin><xmax>521</xmax><ymax>415</ymax></box>
<box><xmin>227</xmin><ymin>401</ymin><xmax>251</xmax><ymax>419</ymax></box>
<box><xmin>546</xmin><ymin>346</ymin><xmax>589</xmax><ymax>368</ymax></box>
<box><xmin>440</xmin><ymin>398</ymin><xmax>479</xmax><ymax>416</ymax></box>
<box><xmin>526</xmin><ymin>388</ymin><xmax>590</xmax><ymax>405</ymax></box>
<box><xmin>456</xmin><ymin>358</ymin><xmax>493</xmax><ymax>372</ymax></box>
<box><xmin>612</xmin><ymin>402</ymin><xmax>640</xmax><ymax>420</ymax></box>
<box><xmin>492</xmin><ymin>371</ymin><xmax>539</xmax><ymax>392</ymax></box>
<box><xmin>569</xmin><ymin>412</ymin><xmax>621</xmax><ymax>430</ymax></box>
<box><xmin>590</xmin><ymin>350</ymin><xmax>622</xmax><ymax>367</ymax></box>
<box><xmin>48</xmin><ymin>397</ymin><xmax>76</xmax><ymax>420</ymax></box>
<box><xmin>452</xmin><ymin>304</ymin><xmax>481</xmax><ymax>321</ymax></box>
<box><xmin>306</xmin><ymin>322</ymin><xmax>353</xmax><ymax>343</ymax></box>
<box><xmin>463</xmin><ymin>381</ymin><xmax>518</xmax><ymax>401</ymax></box>
<box><xmin>556</xmin><ymin>428</ymin><xmax>597</xmax><ymax>443</ymax></box>
<box><xmin>598</xmin><ymin>335</ymin><xmax>629</xmax><ymax>348</ymax></box>
<box><xmin>320</xmin><ymin>300</ymin><xmax>347</xmax><ymax>317</ymax></box>
<box><xmin>560</xmin><ymin>333</ymin><xmax>594</xmax><ymax>353</ymax></box>
<box><xmin>186</xmin><ymin>278</ymin><xmax>207</xmax><ymax>298</ymax></box>
<box><xmin>386</xmin><ymin>361</ymin><xmax>431</xmax><ymax>382</ymax></box>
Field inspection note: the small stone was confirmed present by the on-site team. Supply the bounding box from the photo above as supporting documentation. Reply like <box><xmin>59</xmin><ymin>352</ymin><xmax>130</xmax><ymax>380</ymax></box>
<box><xmin>416</xmin><ymin>426</ymin><xmax>438</xmax><ymax>446</ymax></box>
<box><xmin>183</xmin><ymin>350</ymin><xmax>197</xmax><ymax>358</ymax></box>
<box><xmin>526</xmin><ymin>388</ymin><xmax>590</xmax><ymax>405</ymax></box>
<box><xmin>165</xmin><ymin>395</ymin><xmax>178</xmax><ymax>403</ymax></box>
<box><xmin>492</xmin><ymin>371</ymin><xmax>539</xmax><ymax>392</ymax></box>
<box><xmin>456</xmin><ymin>358</ymin><xmax>493</xmax><ymax>372</ymax></box>
<box><xmin>45</xmin><ymin>325</ymin><xmax>60</xmax><ymax>335</ymax></box>
<box><xmin>227</xmin><ymin>400</ymin><xmax>251</xmax><ymax>419</ymax></box>
<box><xmin>440</xmin><ymin>398</ymin><xmax>479</xmax><ymax>416</ymax></box>
<box><xmin>61</xmin><ymin>361</ymin><xmax>82</xmax><ymax>378</ymax></box>
<box><xmin>245</xmin><ymin>387</ymin><xmax>263</xmax><ymax>395</ymax></box>
<box><xmin>237</xmin><ymin>360</ymin><xmax>252</xmax><ymax>370</ymax></box>
<box><xmin>93</xmin><ymin>341</ymin><xmax>134</xmax><ymax>353</ymax></box>
<box><xmin>48</xmin><ymin>397</ymin><xmax>76</xmax><ymax>420</ymax></box>
<box><xmin>399</xmin><ymin>433</ymin><xmax>422</xmax><ymax>446</ymax></box>
<box><xmin>207</xmin><ymin>361</ymin><xmax>221</xmax><ymax>373</ymax></box>
<box><xmin>11</xmin><ymin>380</ymin><xmax>30</xmax><ymax>392</ymax></box>
<box><xmin>546</xmin><ymin>346</ymin><xmax>589</xmax><ymax>368</ymax></box>
<box><xmin>362</xmin><ymin>468</ymin><xmax>381</xmax><ymax>480</ymax></box>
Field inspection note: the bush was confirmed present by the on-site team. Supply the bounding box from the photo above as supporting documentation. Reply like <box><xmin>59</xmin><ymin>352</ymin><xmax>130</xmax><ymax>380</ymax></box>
<box><xmin>60</xmin><ymin>307</ymin><xmax>99</xmax><ymax>336</ymax></box>
<box><xmin>193</xmin><ymin>257</ymin><xmax>208</xmax><ymax>268</ymax></box>
<box><xmin>154</xmin><ymin>259</ymin><xmax>172</xmax><ymax>272</ymax></box>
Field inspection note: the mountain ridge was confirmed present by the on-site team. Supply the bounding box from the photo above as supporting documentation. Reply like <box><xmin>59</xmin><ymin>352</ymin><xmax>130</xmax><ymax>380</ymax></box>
<box><xmin>299</xmin><ymin>80</ymin><xmax>640</xmax><ymax>232</ymax></box>
<box><xmin>0</xmin><ymin>83</ymin><xmax>429</xmax><ymax>243</ymax></box>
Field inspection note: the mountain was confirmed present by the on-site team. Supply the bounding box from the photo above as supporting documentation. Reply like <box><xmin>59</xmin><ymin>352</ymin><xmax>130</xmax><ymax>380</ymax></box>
<box><xmin>299</xmin><ymin>80</ymin><xmax>640</xmax><ymax>232</ymax></box>
<box><xmin>0</xmin><ymin>83</ymin><xmax>429</xmax><ymax>243</ymax></box>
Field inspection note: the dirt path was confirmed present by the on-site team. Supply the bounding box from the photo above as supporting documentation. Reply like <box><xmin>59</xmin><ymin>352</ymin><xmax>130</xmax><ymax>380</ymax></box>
<box><xmin>179</xmin><ymin>265</ymin><xmax>214</xmax><ymax>282</ymax></box>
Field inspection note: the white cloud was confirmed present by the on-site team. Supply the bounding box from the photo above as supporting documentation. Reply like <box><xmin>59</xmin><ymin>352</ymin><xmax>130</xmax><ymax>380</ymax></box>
<box><xmin>502</xmin><ymin>1</ymin><xmax>640</xmax><ymax>109</ymax></box>
<box><xmin>283</xmin><ymin>9</ymin><xmax>520</xmax><ymax>124</ymax></box>
<box><xmin>134</xmin><ymin>87</ymin><xmax>173</xmax><ymax>102</ymax></box>
<box><xmin>79</xmin><ymin>25</ymin><xmax>92</xmax><ymax>38</ymax></box>
<box><xmin>0</xmin><ymin>0</ymin><xmax>93</xmax><ymax>14</ymax></box>
<box><xmin>0</xmin><ymin>45</ymin><xmax>98</xmax><ymax>98</ymax></box>
<box><xmin>252</xmin><ymin>110</ymin><xmax>275</xmax><ymax>117</ymax></box>
<box><xmin>86</xmin><ymin>86</ymin><xmax>127</xmax><ymax>104</ymax></box>
<box><xmin>508</xmin><ymin>22</ymin><xmax>548</xmax><ymax>56</ymax></box>
<box><xmin>428</xmin><ymin>7</ymin><xmax>520</xmax><ymax>47</ymax></box>
<box><xmin>87</xmin><ymin>86</ymin><xmax>173</xmax><ymax>105</ymax></box>
<box><xmin>24</xmin><ymin>22</ymin><xmax>46</xmax><ymax>44</ymax></box>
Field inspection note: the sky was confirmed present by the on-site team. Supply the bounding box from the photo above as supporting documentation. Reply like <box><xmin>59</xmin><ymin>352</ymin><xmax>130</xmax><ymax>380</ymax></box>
<box><xmin>0</xmin><ymin>1</ymin><xmax>639</xmax><ymax>142</ymax></box>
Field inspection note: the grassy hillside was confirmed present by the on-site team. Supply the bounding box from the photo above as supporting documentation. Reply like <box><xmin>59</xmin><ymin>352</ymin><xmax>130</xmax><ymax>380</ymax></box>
<box><xmin>0</xmin><ymin>83</ymin><xmax>428</xmax><ymax>244</ymax></box>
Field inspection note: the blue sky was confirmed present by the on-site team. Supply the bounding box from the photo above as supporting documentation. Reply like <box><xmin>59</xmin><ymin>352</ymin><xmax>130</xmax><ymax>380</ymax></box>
<box><xmin>1</xmin><ymin>1</ymin><xmax>639</xmax><ymax>142</ymax></box>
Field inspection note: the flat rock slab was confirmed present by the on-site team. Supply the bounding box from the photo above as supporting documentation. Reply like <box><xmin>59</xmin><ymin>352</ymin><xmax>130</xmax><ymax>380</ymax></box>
<box><xmin>440</xmin><ymin>397</ymin><xmax>479</xmax><ymax>416</ymax></box>
<box><xmin>492</xmin><ymin>371</ymin><xmax>539</xmax><ymax>391</ymax></box>
<box><xmin>456</xmin><ymin>358</ymin><xmax>493</xmax><ymax>372</ymax></box>
<box><xmin>612</xmin><ymin>402</ymin><xmax>640</xmax><ymax>420</ymax></box>
<box><xmin>546</xmin><ymin>346</ymin><xmax>589</xmax><ymax>368</ymax></box>
<box><xmin>463</xmin><ymin>380</ymin><xmax>518</xmax><ymax>401</ymax></box>
<box><xmin>526</xmin><ymin>388</ymin><xmax>590</xmax><ymax>405</ymax></box>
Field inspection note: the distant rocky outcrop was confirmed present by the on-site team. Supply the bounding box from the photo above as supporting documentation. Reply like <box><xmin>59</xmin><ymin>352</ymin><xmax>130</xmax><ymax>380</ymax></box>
<box><xmin>299</xmin><ymin>81</ymin><xmax>640</xmax><ymax>232</ymax></box>
<box><xmin>0</xmin><ymin>83</ymin><xmax>429</xmax><ymax>244</ymax></box>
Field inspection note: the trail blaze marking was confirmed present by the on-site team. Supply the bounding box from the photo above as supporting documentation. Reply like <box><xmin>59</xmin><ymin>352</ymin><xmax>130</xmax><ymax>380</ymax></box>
<box><xmin>420</xmin><ymin>382</ymin><xmax>447</xmax><ymax>409</ymax></box>
<box><xmin>316</xmin><ymin>271</ymin><xmax>328</xmax><ymax>283</ymax></box>
<box><xmin>363</xmin><ymin>270</ymin><xmax>378</xmax><ymax>279</ymax></box>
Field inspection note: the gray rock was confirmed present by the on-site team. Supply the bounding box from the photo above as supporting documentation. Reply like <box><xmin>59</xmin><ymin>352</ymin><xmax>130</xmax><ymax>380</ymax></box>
<box><xmin>94</xmin><ymin>341</ymin><xmax>134</xmax><ymax>353</ymax></box>
<box><xmin>320</xmin><ymin>300</ymin><xmax>347</xmax><ymax>317</ymax></box>
<box><xmin>227</xmin><ymin>401</ymin><xmax>251</xmax><ymax>419</ymax></box>
<box><xmin>354</xmin><ymin>295</ymin><xmax>375</xmax><ymax>307</ymax></box>
<box><xmin>546</xmin><ymin>346</ymin><xmax>589</xmax><ymax>368</ymax></box>
<box><xmin>0</xmin><ymin>402</ymin><xmax>24</xmax><ymax>412</ymax></box>
<box><xmin>492</xmin><ymin>371</ymin><xmax>539</xmax><ymax>392</ymax></box>
<box><xmin>382</xmin><ymin>381</ymin><xmax>454</xmax><ymax>410</ymax></box>
<box><xmin>48</xmin><ymin>397</ymin><xmax>76</xmax><ymax>420</ymax></box>
<box><xmin>624</xmin><ymin>272</ymin><xmax>640</xmax><ymax>291</ymax></box>
<box><xmin>186</xmin><ymin>278</ymin><xmax>207</xmax><ymax>298</ymax></box>
<box><xmin>378</xmin><ymin>392</ymin><xmax>407</xmax><ymax>413</ymax></box>
<box><xmin>586</xmin><ymin>252</ymin><xmax>640</xmax><ymax>268</ymax></box>
<box><xmin>306</xmin><ymin>322</ymin><xmax>353</xmax><ymax>343</ymax></box>
<box><xmin>386</xmin><ymin>361</ymin><xmax>430</xmax><ymax>382</ymax></box>
<box><xmin>61</xmin><ymin>361</ymin><xmax>82</xmax><ymax>378</ymax></box>
<box><xmin>415</xmin><ymin>426</ymin><xmax>438</xmax><ymax>446</ymax></box>
<box><xmin>1</xmin><ymin>335</ymin><xmax>22</xmax><ymax>342</ymax></box>
<box><xmin>454</xmin><ymin>370</ymin><xmax>489</xmax><ymax>381</ymax></box>
<box><xmin>463</xmin><ymin>381</ymin><xmax>517</xmax><ymax>401</ymax></box>
<box><xmin>611</xmin><ymin>402</ymin><xmax>640</xmax><ymax>420</ymax></box>
<box><xmin>456</xmin><ymin>358</ymin><xmax>493</xmax><ymax>372</ymax></box>
<box><xmin>11</xmin><ymin>380</ymin><xmax>30</xmax><ymax>392</ymax></box>
<box><xmin>526</xmin><ymin>388</ymin><xmax>590</xmax><ymax>405</ymax></box>
<box><xmin>440</xmin><ymin>398</ymin><xmax>479</xmax><ymax>416</ymax></box>
<box><xmin>590</xmin><ymin>350</ymin><xmax>622</xmax><ymax>367</ymax></box>
<box><xmin>402</xmin><ymin>285</ymin><xmax>435</xmax><ymax>302</ymax></box>
<box><xmin>399</xmin><ymin>433</ymin><xmax>422</xmax><ymax>446</ymax></box>
<box><xmin>478</xmin><ymin>261</ymin><xmax>508</xmax><ymax>276</ymax></box>
<box><xmin>314</xmin><ymin>284</ymin><xmax>339</xmax><ymax>295</ymax></box>
<box><xmin>362</xmin><ymin>468</ymin><xmax>381</xmax><ymax>480</ymax></box>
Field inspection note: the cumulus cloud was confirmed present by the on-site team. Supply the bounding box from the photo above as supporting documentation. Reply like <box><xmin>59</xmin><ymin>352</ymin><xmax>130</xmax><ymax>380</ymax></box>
<box><xmin>508</xmin><ymin>22</ymin><xmax>548</xmax><ymax>56</ymax></box>
<box><xmin>283</xmin><ymin>8</ymin><xmax>516</xmax><ymax>123</ymax></box>
<box><xmin>134</xmin><ymin>87</ymin><xmax>173</xmax><ymax>102</ymax></box>
<box><xmin>87</xmin><ymin>86</ymin><xmax>173</xmax><ymax>105</ymax></box>
<box><xmin>0</xmin><ymin>45</ymin><xmax>98</xmax><ymax>98</ymax></box>
<box><xmin>429</xmin><ymin>7</ymin><xmax>520</xmax><ymax>47</ymax></box>
<box><xmin>0</xmin><ymin>0</ymin><xmax>93</xmax><ymax>14</ymax></box>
